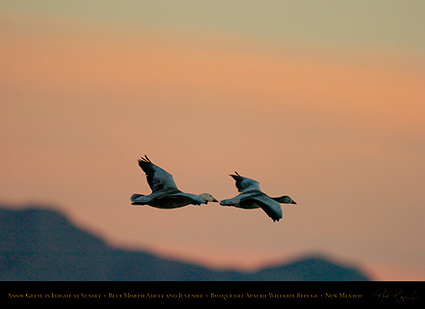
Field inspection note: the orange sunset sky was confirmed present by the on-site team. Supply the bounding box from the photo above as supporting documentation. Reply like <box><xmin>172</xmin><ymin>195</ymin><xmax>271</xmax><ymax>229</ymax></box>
<box><xmin>1</xmin><ymin>1</ymin><xmax>424</xmax><ymax>280</ymax></box>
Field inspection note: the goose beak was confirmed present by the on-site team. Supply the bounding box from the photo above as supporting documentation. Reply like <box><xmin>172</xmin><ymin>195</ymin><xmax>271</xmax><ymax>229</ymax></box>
<box><xmin>212</xmin><ymin>198</ymin><xmax>218</xmax><ymax>203</ymax></box>
<box><xmin>291</xmin><ymin>201</ymin><xmax>297</xmax><ymax>204</ymax></box>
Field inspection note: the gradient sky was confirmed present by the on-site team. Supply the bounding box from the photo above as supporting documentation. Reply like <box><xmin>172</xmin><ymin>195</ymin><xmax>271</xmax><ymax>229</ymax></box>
<box><xmin>1</xmin><ymin>1</ymin><xmax>424</xmax><ymax>280</ymax></box>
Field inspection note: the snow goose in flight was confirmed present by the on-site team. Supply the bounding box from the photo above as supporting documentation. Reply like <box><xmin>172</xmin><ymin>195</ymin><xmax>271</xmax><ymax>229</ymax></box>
<box><xmin>131</xmin><ymin>155</ymin><xmax>218</xmax><ymax>208</ymax></box>
<box><xmin>220</xmin><ymin>172</ymin><xmax>296</xmax><ymax>222</ymax></box>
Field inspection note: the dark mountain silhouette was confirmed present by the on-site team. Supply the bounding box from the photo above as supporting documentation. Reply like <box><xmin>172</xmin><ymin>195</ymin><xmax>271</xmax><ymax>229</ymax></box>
<box><xmin>0</xmin><ymin>205</ymin><xmax>369</xmax><ymax>281</ymax></box>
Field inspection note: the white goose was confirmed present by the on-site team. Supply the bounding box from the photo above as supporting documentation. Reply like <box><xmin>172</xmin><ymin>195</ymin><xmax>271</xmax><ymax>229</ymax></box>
<box><xmin>220</xmin><ymin>172</ymin><xmax>296</xmax><ymax>222</ymax></box>
<box><xmin>131</xmin><ymin>155</ymin><xmax>218</xmax><ymax>208</ymax></box>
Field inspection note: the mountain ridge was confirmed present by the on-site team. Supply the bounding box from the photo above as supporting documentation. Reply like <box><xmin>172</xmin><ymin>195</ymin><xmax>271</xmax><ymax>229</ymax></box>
<box><xmin>0</xmin><ymin>204</ymin><xmax>370</xmax><ymax>281</ymax></box>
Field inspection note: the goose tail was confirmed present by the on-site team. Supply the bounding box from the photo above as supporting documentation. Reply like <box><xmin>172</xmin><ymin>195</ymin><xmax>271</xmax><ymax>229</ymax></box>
<box><xmin>131</xmin><ymin>193</ymin><xmax>145</xmax><ymax>204</ymax></box>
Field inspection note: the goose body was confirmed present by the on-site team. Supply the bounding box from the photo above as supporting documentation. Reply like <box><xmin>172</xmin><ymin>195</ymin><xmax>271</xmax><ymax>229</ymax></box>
<box><xmin>220</xmin><ymin>172</ymin><xmax>296</xmax><ymax>222</ymax></box>
<box><xmin>131</xmin><ymin>155</ymin><xmax>217</xmax><ymax>209</ymax></box>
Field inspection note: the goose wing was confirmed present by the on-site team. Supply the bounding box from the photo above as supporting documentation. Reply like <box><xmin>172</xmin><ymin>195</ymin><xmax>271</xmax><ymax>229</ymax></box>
<box><xmin>241</xmin><ymin>193</ymin><xmax>283</xmax><ymax>222</ymax></box>
<box><xmin>230</xmin><ymin>171</ymin><xmax>261</xmax><ymax>192</ymax></box>
<box><xmin>138</xmin><ymin>155</ymin><xmax>179</xmax><ymax>193</ymax></box>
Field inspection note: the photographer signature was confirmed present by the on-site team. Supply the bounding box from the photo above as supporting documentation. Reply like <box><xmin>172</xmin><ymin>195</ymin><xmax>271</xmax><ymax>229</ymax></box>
<box><xmin>369</xmin><ymin>288</ymin><xmax>419</xmax><ymax>303</ymax></box>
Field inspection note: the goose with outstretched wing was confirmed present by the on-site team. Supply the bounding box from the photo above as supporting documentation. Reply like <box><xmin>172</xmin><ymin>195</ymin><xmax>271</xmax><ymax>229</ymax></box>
<box><xmin>220</xmin><ymin>172</ymin><xmax>296</xmax><ymax>222</ymax></box>
<box><xmin>131</xmin><ymin>155</ymin><xmax>218</xmax><ymax>209</ymax></box>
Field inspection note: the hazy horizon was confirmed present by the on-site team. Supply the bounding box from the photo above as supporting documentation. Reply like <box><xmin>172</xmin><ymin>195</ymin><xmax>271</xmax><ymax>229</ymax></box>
<box><xmin>1</xmin><ymin>1</ymin><xmax>424</xmax><ymax>280</ymax></box>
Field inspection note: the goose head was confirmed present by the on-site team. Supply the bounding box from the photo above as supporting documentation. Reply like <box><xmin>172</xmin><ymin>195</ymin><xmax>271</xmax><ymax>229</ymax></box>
<box><xmin>199</xmin><ymin>193</ymin><xmax>218</xmax><ymax>204</ymax></box>
<box><xmin>273</xmin><ymin>195</ymin><xmax>297</xmax><ymax>204</ymax></box>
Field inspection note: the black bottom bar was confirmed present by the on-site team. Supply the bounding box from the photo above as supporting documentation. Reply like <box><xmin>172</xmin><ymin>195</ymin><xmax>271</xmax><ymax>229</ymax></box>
<box><xmin>2</xmin><ymin>281</ymin><xmax>424</xmax><ymax>305</ymax></box>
